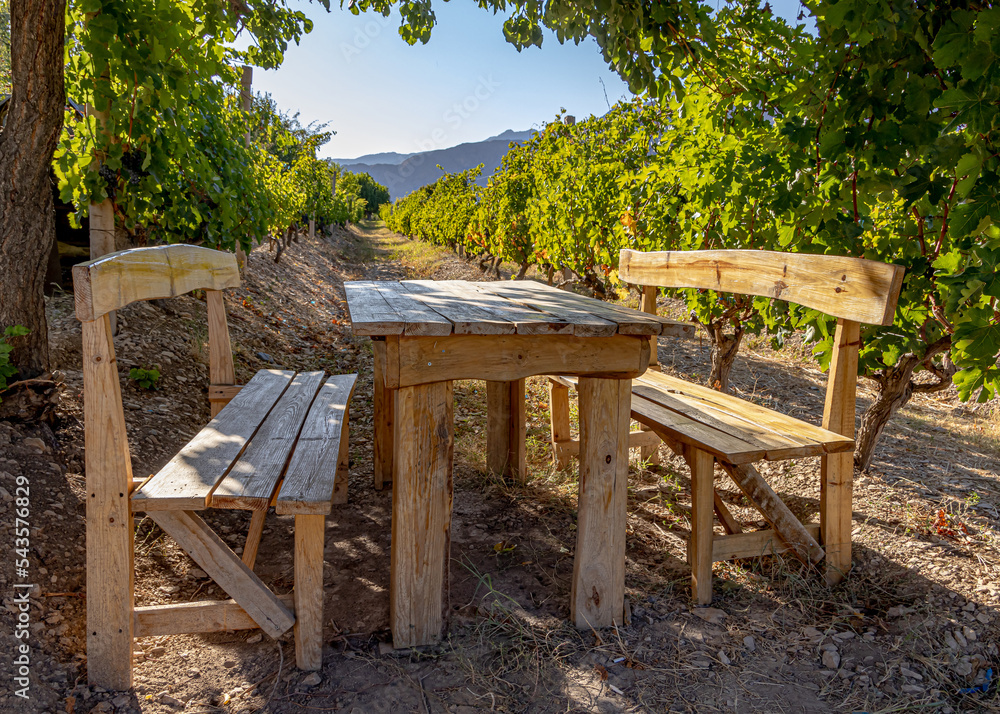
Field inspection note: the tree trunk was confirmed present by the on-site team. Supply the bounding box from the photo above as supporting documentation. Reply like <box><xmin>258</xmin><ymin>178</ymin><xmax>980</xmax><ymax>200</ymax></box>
<box><xmin>515</xmin><ymin>262</ymin><xmax>530</xmax><ymax>280</ymax></box>
<box><xmin>705</xmin><ymin>321</ymin><xmax>744</xmax><ymax>393</ymax></box>
<box><xmin>855</xmin><ymin>337</ymin><xmax>954</xmax><ymax>471</ymax></box>
<box><xmin>0</xmin><ymin>0</ymin><xmax>65</xmax><ymax>377</ymax></box>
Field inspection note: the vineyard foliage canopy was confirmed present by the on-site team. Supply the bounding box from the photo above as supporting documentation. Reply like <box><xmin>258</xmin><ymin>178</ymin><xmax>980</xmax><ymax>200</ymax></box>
<box><xmin>54</xmin><ymin>0</ymin><xmax>387</xmax><ymax>251</ymax></box>
<box><xmin>376</xmin><ymin>0</ymin><xmax>1000</xmax><ymax>469</ymax></box>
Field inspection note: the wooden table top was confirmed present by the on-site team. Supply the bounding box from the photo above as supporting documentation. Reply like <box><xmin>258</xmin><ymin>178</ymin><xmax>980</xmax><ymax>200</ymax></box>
<box><xmin>345</xmin><ymin>279</ymin><xmax>691</xmax><ymax>338</ymax></box>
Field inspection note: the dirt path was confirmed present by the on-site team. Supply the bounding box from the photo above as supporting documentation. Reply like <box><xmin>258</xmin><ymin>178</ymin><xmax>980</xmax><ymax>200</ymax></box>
<box><xmin>0</xmin><ymin>222</ymin><xmax>998</xmax><ymax>713</ymax></box>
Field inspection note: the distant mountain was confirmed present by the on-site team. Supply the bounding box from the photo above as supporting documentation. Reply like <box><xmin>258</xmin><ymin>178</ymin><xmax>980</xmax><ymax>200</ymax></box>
<box><xmin>334</xmin><ymin>129</ymin><xmax>536</xmax><ymax>200</ymax></box>
<box><xmin>335</xmin><ymin>151</ymin><xmax>413</xmax><ymax>167</ymax></box>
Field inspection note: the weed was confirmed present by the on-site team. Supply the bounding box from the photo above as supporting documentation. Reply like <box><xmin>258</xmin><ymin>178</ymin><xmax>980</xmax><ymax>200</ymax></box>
<box><xmin>129</xmin><ymin>366</ymin><xmax>161</xmax><ymax>390</ymax></box>
<box><xmin>0</xmin><ymin>325</ymin><xmax>29</xmax><ymax>396</ymax></box>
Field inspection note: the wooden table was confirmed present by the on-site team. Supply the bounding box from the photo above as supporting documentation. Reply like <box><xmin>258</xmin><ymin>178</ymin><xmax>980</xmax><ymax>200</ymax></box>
<box><xmin>345</xmin><ymin>279</ymin><xmax>690</xmax><ymax>647</ymax></box>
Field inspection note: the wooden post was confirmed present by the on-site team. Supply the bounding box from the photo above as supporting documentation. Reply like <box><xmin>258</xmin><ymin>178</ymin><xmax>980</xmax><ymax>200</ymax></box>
<box><xmin>640</xmin><ymin>285</ymin><xmax>659</xmax><ymax>371</ymax></box>
<box><xmin>687</xmin><ymin>446</ymin><xmax>715</xmax><ymax>606</ymax></box>
<box><xmin>391</xmin><ymin>381</ymin><xmax>453</xmax><ymax>648</ymax></box>
<box><xmin>294</xmin><ymin>514</ymin><xmax>325</xmax><ymax>670</ymax></box>
<box><xmin>486</xmin><ymin>379</ymin><xmax>526</xmax><ymax>481</ymax></box>
<box><xmin>83</xmin><ymin>316</ymin><xmax>134</xmax><ymax>689</ymax></box>
<box><xmin>548</xmin><ymin>380</ymin><xmax>572</xmax><ymax>470</ymax></box>
<box><xmin>206</xmin><ymin>290</ymin><xmax>236</xmax><ymax>418</ymax></box>
<box><xmin>236</xmin><ymin>65</ymin><xmax>252</xmax><ymax>274</ymax></box>
<box><xmin>821</xmin><ymin>319</ymin><xmax>860</xmax><ymax>584</ymax></box>
<box><xmin>88</xmin><ymin>102</ymin><xmax>117</xmax><ymax>332</ymax></box>
<box><xmin>241</xmin><ymin>509</ymin><xmax>267</xmax><ymax>570</ymax></box>
<box><xmin>571</xmin><ymin>377</ymin><xmax>629</xmax><ymax>630</ymax></box>
<box><xmin>372</xmin><ymin>339</ymin><xmax>395</xmax><ymax>490</ymax></box>
<box><xmin>309</xmin><ymin>217</ymin><xmax>315</xmax><ymax>240</ymax></box>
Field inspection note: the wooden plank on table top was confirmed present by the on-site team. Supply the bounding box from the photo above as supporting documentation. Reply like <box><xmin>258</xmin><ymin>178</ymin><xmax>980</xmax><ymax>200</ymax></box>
<box><xmin>400</xmin><ymin>280</ymin><xmax>516</xmax><ymax>334</ymax></box>
<box><xmin>487</xmin><ymin>280</ymin><xmax>678</xmax><ymax>335</ymax></box>
<box><xmin>349</xmin><ymin>281</ymin><xmax>453</xmax><ymax>336</ymax></box>
<box><xmin>344</xmin><ymin>281</ymin><xmax>405</xmax><ymax>336</ymax></box>
<box><xmin>472</xmin><ymin>282</ymin><xmax>617</xmax><ymax>337</ymax></box>
<box><xmin>635</xmin><ymin>371</ymin><xmax>854</xmax><ymax>452</ymax></box>
<box><xmin>132</xmin><ymin>370</ymin><xmax>295</xmax><ymax>511</ymax></box>
<box><xmin>455</xmin><ymin>282</ymin><xmax>576</xmax><ymax>334</ymax></box>
<box><xmin>631</xmin><ymin>395</ymin><xmax>766</xmax><ymax>464</ymax></box>
<box><xmin>212</xmin><ymin>371</ymin><xmax>326</xmax><ymax>511</ymax></box>
<box><xmin>277</xmin><ymin>373</ymin><xmax>358</xmax><ymax>515</ymax></box>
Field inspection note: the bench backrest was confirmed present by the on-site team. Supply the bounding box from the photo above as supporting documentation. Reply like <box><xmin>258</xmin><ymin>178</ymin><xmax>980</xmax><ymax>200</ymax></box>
<box><xmin>73</xmin><ymin>244</ymin><xmax>241</xmax><ymax>414</ymax></box>
<box><xmin>619</xmin><ymin>248</ymin><xmax>906</xmax><ymax>443</ymax></box>
<box><xmin>618</xmin><ymin>249</ymin><xmax>904</xmax><ymax>326</ymax></box>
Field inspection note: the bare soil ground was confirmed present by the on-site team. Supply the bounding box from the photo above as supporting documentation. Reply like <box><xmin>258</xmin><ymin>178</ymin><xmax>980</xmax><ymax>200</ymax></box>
<box><xmin>0</xmin><ymin>221</ymin><xmax>998</xmax><ymax>713</ymax></box>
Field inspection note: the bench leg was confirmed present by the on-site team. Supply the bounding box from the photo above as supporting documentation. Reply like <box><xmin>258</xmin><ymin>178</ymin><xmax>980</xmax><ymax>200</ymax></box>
<box><xmin>391</xmin><ymin>381</ymin><xmax>454</xmax><ymax>648</ymax></box>
<box><xmin>687</xmin><ymin>447</ymin><xmax>715</xmax><ymax>606</ymax></box>
<box><xmin>639</xmin><ymin>422</ymin><xmax>660</xmax><ymax>465</ymax></box>
<box><xmin>242</xmin><ymin>509</ymin><xmax>267</xmax><ymax>570</ymax></box>
<box><xmin>487</xmin><ymin>379</ymin><xmax>526</xmax><ymax>481</ymax></box>
<box><xmin>83</xmin><ymin>316</ymin><xmax>135</xmax><ymax>690</ymax></box>
<box><xmin>548</xmin><ymin>380</ymin><xmax>572</xmax><ymax>470</ymax></box>
<box><xmin>821</xmin><ymin>451</ymin><xmax>853</xmax><ymax>585</ymax></box>
<box><xmin>571</xmin><ymin>377</ymin><xmax>629</xmax><ymax>630</ymax></box>
<box><xmin>332</xmin><ymin>403</ymin><xmax>351</xmax><ymax>505</ymax></box>
<box><xmin>294</xmin><ymin>514</ymin><xmax>325</xmax><ymax>670</ymax></box>
<box><xmin>373</xmin><ymin>350</ymin><xmax>395</xmax><ymax>490</ymax></box>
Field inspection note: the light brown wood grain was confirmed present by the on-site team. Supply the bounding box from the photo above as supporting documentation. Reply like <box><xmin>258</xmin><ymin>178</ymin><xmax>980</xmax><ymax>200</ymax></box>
<box><xmin>372</xmin><ymin>339</ymin><xmax>395</xmax><ymax>489</ymax></box>
<box><xmin>148</xmin><ymin>510</ymin><xmax>295</xmax><ymax>638</ymax></box>
<box><xmin>474</xmin><ymin>282</ymin><xmax>617</xmax><ymax>337</ymax></box>
<box><xmin>687</xmin><ymin>447</ymin><xmax>716</xmax><ymax>606</ymax></box>
<box><xmin>640</xmin><ymin>285</ymin><xmax>660</xmax><ymax>370</ymax></box>
<box><xmin>493</xmin><ymin>280</ymin><xmax>691</xmax><ymax>335</ymax></box>
<box><xmin>241</xmin><ymin>509</ymin><xmax>267</xmax><ymax>569</ymax></box>
<box><xmin>74</xmin><ymin>244</ymin><xmax>240</xmax><ymax>322</ymax></box>
<box><xmin>821</xmin><ymin>319</ymin><xmax>861</xmax><ymax>584</ymax></box>
<box><xmin>132</xmin><ymin>370</ymin><xmax>294</xmax><ymax>511</ymax></box>
<box><xmin>719</xmin><ymin>462</ymin><xmax>825</xmax><ymax>564</ymax></box>
<box><xmin>207</xmin><ymin>290</ymin><xmax>236</xmax><ymax>418</ymax></box>
<box><xmin>294</xmin><ymin>514</ymin><xmax>325</xmax><ymax>670</ymax></box>
<box><xmin>133</xmin><ymin>594</ymin><xmax>296</xmax><ymax>637</ymax></box>
<box><xmin>393</xmin><ymin>334</ymin><xmax>649</xmax><ymax>387</ymax></box>
<box><xmin>635</xmin><ymin>371</ymin><xmax>855</xmax><ymax>454</ymax></box>
<box><xmin>571</xmin><ymin>378</ymin><xmax>630</xmax><ymax>630</ymax></box>
<box><xmin>548</xmin><ymin>381</ymin><xmax>572</xmax><ymax>470</ymax></box>
<box><xmin>391</xmin><ymin>381</ymin><xmax>454</xmax><ymax>648</ymax></box>
<box><xmin>619</xmin><ymin>249</ymin><xmax>904</xmax><ymax>326</ymax></box>
<box><xmin>401</xmin><ymin>280</ymin><xmax>515</xmax><ymax>335</ymax></box>
<box><xmin>707</xmin><ymin>524</ymin><xmax>822</xmax><ymax>562</ymax></box>
<box><xmin>82</xmin><ymin>316</ymin><xmax>135</xmax><ymax>690</ymax></box>
<box><xmin>713</xmin><ymin>491</ymin><xmax>743</xmax><ymax>535</ymax></box>
<box><xmin>213</xmin><ymin>371</ymin><xmax>326</xmax><ymax>511</ymax></box>
<box><xmin>277</xmin><ymin>374</ymin><xmax>357</xmax><ymax>514</ymax></box>
<box><xmin>486</xmin><ymin>379</ymin><xmax>526</xmax><ymax>481</ymax></box>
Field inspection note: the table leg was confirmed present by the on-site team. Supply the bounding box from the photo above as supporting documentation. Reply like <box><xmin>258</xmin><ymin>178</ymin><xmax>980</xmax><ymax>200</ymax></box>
<box><xmin>486</xmin><ymin>379</ymin><xmax>526</xmax><ymax>481</ymax></box>
<box><xmin>571</xmin><ymin>377</ymin><xmax>630</xmax><ymax>630</ymax></box>
<box><xmin>391</xmin><ymin>381</ymin><xmax>454</xmax><ymax>648</ymax></box>
<box><xmin>373</xmin><ymin>344</ymin><xmax>395</xmax><ymax>490</ymax></box>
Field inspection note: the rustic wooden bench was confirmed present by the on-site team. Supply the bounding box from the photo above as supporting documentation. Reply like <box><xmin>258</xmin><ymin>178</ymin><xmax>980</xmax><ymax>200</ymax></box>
<box><xmin>74</xmin><ymin>245</ymin><xmax>357</xmax><ymax>690</ymax></box>
<box><xmin>548</xmin><ymin>249</ymin><xmax>904</xmax><ymax>604</ymax></box>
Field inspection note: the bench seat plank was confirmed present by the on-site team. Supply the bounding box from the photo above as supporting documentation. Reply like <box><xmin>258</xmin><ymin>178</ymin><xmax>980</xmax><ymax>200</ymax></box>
<box><xmin>212</xmin><ymin>371</ymin><xmax>326</xmax><ymax>511</ymax></box>
<box><xmin>277</xmin><ymin>374</ymin><xmax>358</xmax><ymax>515</ymax></box>
<box><xmin>132</xmin><ymin>370</ymin><xmax>295</xmax><ymax>511</ymax></box>
<box><xmin>635</xmin><ymin>371</ymin><xmax>854</xmax><ymax>456</ymax></box>
<box><xmin>551</xmin><ymin>371</ymin><xmax>854</xmax><ymax>464</ymax></box>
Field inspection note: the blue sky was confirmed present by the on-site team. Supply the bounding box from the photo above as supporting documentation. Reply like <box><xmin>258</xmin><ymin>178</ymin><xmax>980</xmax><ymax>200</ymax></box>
<box><xmin>247</xmin><ymin>0</ymin><xmax>807</xmax><ymax>161</ymax></box>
